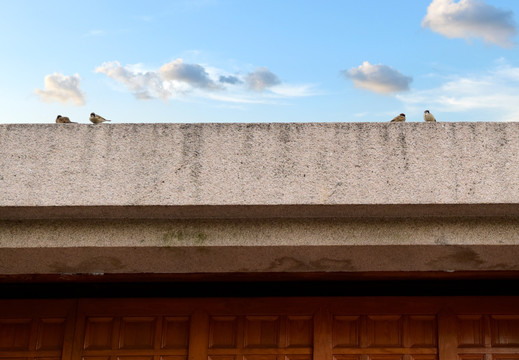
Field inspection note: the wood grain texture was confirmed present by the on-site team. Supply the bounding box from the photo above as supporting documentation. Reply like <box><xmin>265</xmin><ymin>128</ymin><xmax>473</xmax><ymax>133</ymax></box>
<box><xmin>1</xmin><ymin>297</ymin><xmax>519</xmax><ymax>360</ymax></box>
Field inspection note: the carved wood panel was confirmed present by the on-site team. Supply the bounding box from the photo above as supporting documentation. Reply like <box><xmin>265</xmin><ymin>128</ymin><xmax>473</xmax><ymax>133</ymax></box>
<box><xmin>206</xmin><ymin>314</ymin><xmax>314</xmax><ymax>360</ymax></box>
<box><xmin>77</xmin><ymin>313</ymin><xmax>191</xmax><ymax>360</ymax></box>
<box><xmin>451</xmin><ymin>313</ymin><xmax>519</xmax><ymax>359</ymax></box>
<box><xmin>331</xmin><ymin>314</ymin><xmax>437</xmax><ymax>359</ymax></box>
<box><xmin>0</xmin><ymin>300</ymin><xmax>75</xmax><ymax>360</ymax></box>
<box><xmin>1</xmin><ymin>297</ymin><xmax>519</xmax><ymax>360</ymax></box>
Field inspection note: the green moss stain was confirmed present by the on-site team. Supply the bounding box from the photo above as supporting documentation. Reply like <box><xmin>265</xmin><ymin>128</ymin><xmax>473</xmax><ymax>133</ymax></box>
<box><xmin>162</xmin><ymin>229</ymin><xmax>208</xmax><ymax>246</ymax></box>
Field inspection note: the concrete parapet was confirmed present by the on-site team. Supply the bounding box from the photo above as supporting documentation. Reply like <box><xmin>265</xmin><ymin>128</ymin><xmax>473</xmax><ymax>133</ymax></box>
<box><xmin>1</xmin><ymin>122</ymin><xmax>519</xmax><ymax>275</ymax></box>
<box><xmin>1</xmin><ymin>122</ymin><xmax>519</xmax><ymax>219</ymax></box>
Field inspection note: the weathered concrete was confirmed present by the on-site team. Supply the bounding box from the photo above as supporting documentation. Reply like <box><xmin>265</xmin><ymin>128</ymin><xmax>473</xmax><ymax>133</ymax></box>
<box><xmin>1</xmin><ymin>123</ymin><xmax>519</xmax><ymax>218</ymax></box>
<box><xmin>0</xmin><ymin>218</ymin><xmax>519</xmax><ymax>274</ymax></box>
<box><xmin>1</xmin><ymin>122</ymin><xmax>519</xmax><ymax>275</ymax></box>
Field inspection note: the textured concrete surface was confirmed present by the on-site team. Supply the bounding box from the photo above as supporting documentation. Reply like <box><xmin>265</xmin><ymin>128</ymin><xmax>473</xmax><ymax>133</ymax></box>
<box><xmin>2</xmin><ymin>245</ymin><xmax>519</xmax><ymax>274</ymax></box>
<box><xmin>1</xmin><ymin>122</ymin><xmax>519</xmax><ymax>275</ymax></box>
<box><xmin>1</xmin><ymin>218</ymin><xmax>519</xmax><ymax>274</ymax></box>
<box><xmin>2</xmin><ymin>218</ymin><xmax>519</xmax><ymax>248</ymax></box>
<box><xmin>0</xmin><ymin>218</ymin><xmax>519</xmax><ymax>274</ymax></box>
<box><xmin>1</xmin><ymin>123</ymin><xmax>519</xmax><ymax>218</ymax></box>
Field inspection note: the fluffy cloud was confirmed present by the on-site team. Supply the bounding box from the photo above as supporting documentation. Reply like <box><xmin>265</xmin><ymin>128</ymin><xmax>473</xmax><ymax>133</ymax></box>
<box><xmin>422</xmin><ymin>0</ymin><xmax>516</xmax><ymax>47</ymax></box>
<box><xmin>397</xmin><ymin>62</ymin><xmax>519</xmax><ymax>121</ymax></box>
<box><xmin>343</xmin><ymin>61</ymin><xmax>412</xmax><ymax>94</ymax></box>
<box><xmin>95</xmin><ymin>61</ymin><xmax>170</xmax><ymax>100</ymax></box>
<box><xmin>219</xmin><ymin>75</ymin><xmax>242</xmax><ymax>85</ymax></box>
<box><xmin>35</xmin><ymin>73</ymin><xmax>86</xmax><ymax>106</ymax></box>
<box><xmin>159</xmin><ymin>59</ymin><xmax>218</xmax><ymax>89</ymax></box>
<box><xmin>245</xmin><ymin>67</ymin><xmax>281</xmax><ymax>91</ymax></box>
<box><xmin>95</xmin><ymin>59</ymin><xmax>314</xmax><ymax>104</ymax></box>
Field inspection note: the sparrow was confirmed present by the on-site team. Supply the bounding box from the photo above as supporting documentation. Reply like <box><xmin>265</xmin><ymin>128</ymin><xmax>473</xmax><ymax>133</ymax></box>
<box><xmin>424</xmin><ymin>110</ymin><xmax>436</xmax><ymax>122</ymax></box>
<box><xmin>89</xmin><ymin>112</ymin><xmax>111</xmax><ymax>124</ymax></box>
<box><xmin>55</xmin><ymin>115</ymin><xmax>76</xmax><ymax>123</ymax></box>
<box><xmin>390</xmin><ymin>113</ymin><xmax>406</xmax><ymax>122</ymax></box>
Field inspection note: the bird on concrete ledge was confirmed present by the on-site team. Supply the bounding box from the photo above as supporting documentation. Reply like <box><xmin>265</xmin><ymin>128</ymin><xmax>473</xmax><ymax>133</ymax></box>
<box><xmin>390</xmin><ymin>113</ymin><xmax>406</xmax><ymax>122</ymax></box>
<box><xmin>55</xmin><ymin>115</ymin><xmax>76</xmax><ymax>123</ymax></box>
<box><xmin>89</xmin><ymin>112</ymin><xmax>111</xmax><ymax>124</ymax></box>
<box><xmin>424</xmin><ymin>110</ymin><xmax>436</xmax><ymax>122</ymax></box>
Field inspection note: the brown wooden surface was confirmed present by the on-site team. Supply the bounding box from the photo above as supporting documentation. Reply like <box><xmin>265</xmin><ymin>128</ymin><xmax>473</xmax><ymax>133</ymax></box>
<box><xmin>1</xmin><ymin>297</ymin><xmax>519</xmax><ymax>360</ymax></box>
<box><xmin>0</xmin><ymin>299</ymin><xmax>76</xmax><ymax>360</ymax></box>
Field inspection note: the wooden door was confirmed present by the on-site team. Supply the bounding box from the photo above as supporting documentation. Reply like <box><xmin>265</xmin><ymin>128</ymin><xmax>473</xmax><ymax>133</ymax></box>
<box><xmin>0</xmin><ymin>300</ymin><xmax>75</xmax><ymax>360</ymax></box>
<box><xmin>1</xmin><ymin>297</ymin><xmax>519</xmax><ymax>360</ymax></box>
<box><xmin>439</xmin><ymin>298</ymin><xmax>519</xmax><ymax>360</ymax></box>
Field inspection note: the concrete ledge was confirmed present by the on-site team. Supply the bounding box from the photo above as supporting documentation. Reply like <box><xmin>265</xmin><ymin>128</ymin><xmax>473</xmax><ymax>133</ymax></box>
<box><xmin>2</xmin><ymin>122</ymin><xmax>519</xmax><ymax>276</ymax></box>
<box><xmin>2</xmin><ymin>245</ymin><xmax>519</xmax><ymax>275</ymax></box>
<box><xmin>2</xmin><ymin>122</ymin><xmax>519</xmax><ymax>219</ymax></box>
<box><xmin>1</xmin><ymin>218</ymin><xmax>519</xmax><ymax>274</ymax></box>
<box><xmin>2</xmin><ymin>204</ymin><xmax>519</xmax><ymax>220</ymax></box>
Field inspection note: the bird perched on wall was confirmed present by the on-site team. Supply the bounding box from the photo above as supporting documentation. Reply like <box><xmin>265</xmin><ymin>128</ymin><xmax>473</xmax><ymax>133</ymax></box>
<box><xmin>390</xmin><ymin>113</ymin><xmax>406</xmax><ymax>122</ymax></box>
<box><xmin>423</xmin><ymin>110</ymin><xmax>436</xmax><ymax>122</ymax></box>
<box><xmin>89</xmin><ymin>112</ymin><xmax>111</xmax><ymax>124</ymax></box>
<box><xmin>55</xmin><ymin>115</ymin><xmax>76</xmax><ymax>123</ymax></box>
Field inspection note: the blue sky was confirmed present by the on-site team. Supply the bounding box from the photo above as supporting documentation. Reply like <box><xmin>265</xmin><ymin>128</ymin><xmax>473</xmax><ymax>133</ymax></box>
<box><xmin>1</xmin><ymin>0</ymin><xmax>519</xmax><ymax>123</ymax></box>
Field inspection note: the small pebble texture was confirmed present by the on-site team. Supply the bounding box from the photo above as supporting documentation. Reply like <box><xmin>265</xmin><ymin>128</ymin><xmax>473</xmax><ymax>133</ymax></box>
<box><xmin>1</xmin><ymin>122</ymin><xmax>519</xmax><ymax>274</ymax></box>
<box><xmin>1</xmin><ymin>122</ymin><xmax>518</xmax><ymax>207</ymax></box>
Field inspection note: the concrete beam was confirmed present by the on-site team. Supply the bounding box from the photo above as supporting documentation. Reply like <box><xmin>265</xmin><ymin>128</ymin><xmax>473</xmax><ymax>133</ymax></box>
<box><xmin>1</xmin><ymin>218</ymin><xmax>519</xmax><ymax>274</ymax></box>
<box><xmin>1</xmin><ymin>122</ymin><xmax>519</xmax><ymax>219</ymax></box>
<box><xmin>2</xmin><ymin>122</ymin><xmax>519</xmax><ymax>276</ymax></box>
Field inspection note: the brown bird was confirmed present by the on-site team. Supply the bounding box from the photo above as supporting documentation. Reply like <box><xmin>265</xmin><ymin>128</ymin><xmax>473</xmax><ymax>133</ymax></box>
<box><xmin>89</xmin><ymin>112</ymin><xmax>111</xmax><ymax>124</ymax></box>
<box><xmin>390</xmin><ymin>113</ymin><xmax>406</xmax><ymax>122</ymax></box>
<box><xmin>424</xmin><ymin>110</ymin><xmax>436</xmax><ymax>122</ymax></box>
<box><xmin>55</xmin><ymin>115</ymin><xmax>76</xmax><ymax>123</ymax></box>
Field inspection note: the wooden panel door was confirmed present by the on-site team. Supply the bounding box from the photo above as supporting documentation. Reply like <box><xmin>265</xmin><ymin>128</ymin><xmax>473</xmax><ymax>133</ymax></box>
<box><xmin>205</xmin><ymin>307</ymin><xmax>316</xmax><ymax>360</ymax></box>
<box><xmin>331</xmin><ymin>314</ymin><xmax>438</xmax><ymax>360</ymax></box>
<box><xmin>328</xmin><ymin>297</ymin><xmax>441</xmax><ymax>360</ymax></box>
<box><xmin>2</xmin><ymin>296</ymin><xmax>519</xmax><ymax>360</ymax></box>
<box><xmin>72</xmin><ymin>299</ymin><xmax>197</xmax><ymax>360</ymax></box>
<box><xmin>439</xmin><ymin>298</ymin><xmax>519</xmax><ymax>360</ymax></box>
<box><xmin>0</xmin><ymin>300</ymin><xmax>75</xmax><ymax>360</ymax></box>
<box><xmin>73</xmin><ymin>298</ymin><xmax>321</xmax><ymax>360</ymax></box>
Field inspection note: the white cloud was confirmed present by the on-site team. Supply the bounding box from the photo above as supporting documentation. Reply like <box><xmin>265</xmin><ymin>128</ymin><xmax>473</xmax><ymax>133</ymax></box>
<box><xmin>96</xmin><ymin>59</ymin><xmax>316</xmax><ymax>104</ymax></box>
<box><xmin>343</xmin><ymin>61</ymin><xmax>412</xmax><ymax>94</ymax></box>
<box><xmin>269</xmin><ymin>84</ymin><xmax>320</xmax><ymax>97</ymax></box>
<box><xmin>245</xmin><ymin>67</ymin><xmax>281</xmax><ymax>91</ymax></box>
<box><xmin>159</xmin><ymin>58</ymin><xmax>219</xmax><ymax>89</ymax></box>
<box><xmin>397</xmin><ymin>62</ymin><xmax>519</xmax><ymax>121</ymax></box>
<box><xmin>35</xmin><ymin>73</ymin><xmax>86</xmax><ymax>106</ymax></box>
<box><xmin>204</xmin><ymin>92</ymin><xmax>279</xmax><ymax>104</ymax></box>
<box><xmin>422</xmin><ymin>0</ymin><xmax>516</xmax><ymax>48</ymax></box>
<box><xmin>219</xmin><ymin>75</ymin><xmax>242</xmax><ymax>85</ymax></box>
<box><xmin>95</xmin><ymin>61</ymin><xmax>171</xmax><ymax>100</ymax></box>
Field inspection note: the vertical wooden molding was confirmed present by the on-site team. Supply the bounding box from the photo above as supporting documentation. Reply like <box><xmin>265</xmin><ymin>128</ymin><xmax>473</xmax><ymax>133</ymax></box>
<box><xmin>155</xmin><ymin>315</ymin><xmax>164</xmax><ymax>349</ymax></box>
<box><xmin>279</xmin><ymin>315</ymin><xmax>287</xmax><ymax>350</ymax></box>
<box><xmin>189</xmin><ymin>310</ymin><xmax>209</xmax><ymax>360</ymax></box>
<box><xmin>61</xmin><ymin>300</ymin><xmax>78</xmax><ymax>360</ymax></box>
<box><xmin>483</xmin><ymin>314</ymin><xmax>491</xmax><ymax>350</ymax></box>
<box><xmin>236</xmin><ymin>314</ymin><xmax>245</xmax><ymax>354</ymax></box>
<box><xmin>154</xmin><ymin>314</ymin><xmax>164</xmax><ymax>360</ymax></box>
<box><xmin>112</xmin><ymin>316</ymin><xmax>122</xmax><ymax>350</ymax></box>
<box><xmin>314</xmin><ymin>305</ymin><xmax>332</xmax><ymax>360</ymax></box>
<box><xmin>71</xmin><ymin>299</ymin><xmax>87</xmax><ymax>360</ymax></box>
<box><xmin>28</xmin><ymin>315</ymin><xmax>39</xmax><ymax>352</ymax></box>
<box><xmin>483</xmin><ymin>314</ymin><xmax>491</xmax><ymax>360</ymax></box>
<box><xmin>403</xmin><ymin>315</ymin><xmax>410</xmax><ymax>351</ymax></box>
<box><xmin>438</xmin><ymin>307</ymin><xmax>457</xmax><ymax>360</ymax></box>
<box><xmin>360</xmin><ymin>314</ymin><xmax>368</xmax><ymax>360</ymax></box>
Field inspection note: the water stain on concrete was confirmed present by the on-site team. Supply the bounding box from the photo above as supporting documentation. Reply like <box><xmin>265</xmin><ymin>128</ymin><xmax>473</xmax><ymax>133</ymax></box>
<box><xmin>266</xmin><ymin>256</ymin><xmax>355</xmax><ymax>272</ymax></box>
<box><xmin>426</xmin><ymin>246</ymin><xmax>485</xmax><ymax>270</ymax></box>
<box><xmin>49</xmin><ymin>256</ymin><xmax>125</xmax><ymax>273</ymax></box>
<box><xmin>162</xmin><ymin>229</ymin><xmax>208</xmax><ymax>246</ymax></box>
